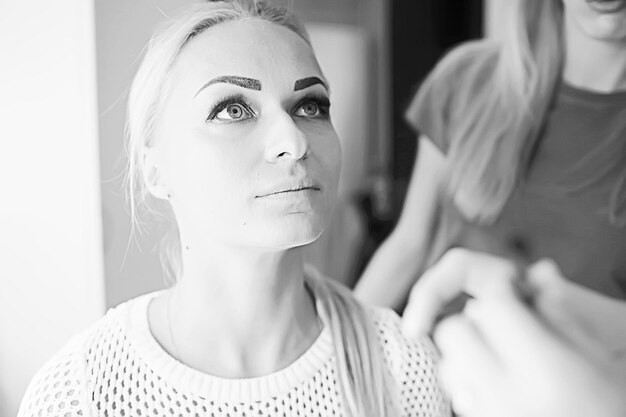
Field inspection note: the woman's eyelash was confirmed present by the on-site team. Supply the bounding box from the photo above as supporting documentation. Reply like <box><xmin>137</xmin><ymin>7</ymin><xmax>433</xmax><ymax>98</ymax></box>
<box><xmin>295</xmin><ymin>95</ymin><xmax>331</xmax><ymax>115</ymax></box>
<box><xmin>206</xmin><ymin>94</ymin><xmax>252</xmax><ymax>121</ymax></box>
<box><xmin>205</xmin><ymin>94</ymin><xmax>331</xmax><ymax>122</ymax></box>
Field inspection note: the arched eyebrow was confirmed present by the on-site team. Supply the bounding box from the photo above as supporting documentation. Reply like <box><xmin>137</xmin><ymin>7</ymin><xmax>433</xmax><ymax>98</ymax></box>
<box><xmin>194</xmin><ymin>76</ymin><xmax>261</xmax><ymax>98</ymax></box>
<box><xmin>294</xmin><ymin>76</ymin><xmax>328</xmax><ymax>92</ymax></box>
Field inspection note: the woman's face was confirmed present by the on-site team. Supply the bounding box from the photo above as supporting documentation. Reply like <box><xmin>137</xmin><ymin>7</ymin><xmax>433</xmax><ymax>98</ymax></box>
<box><xmin>149</xmin><ymin>19</ymin><xmax>341</xmax><ymax>251</ymax></box>
<box><xmin>562</xmin><ymin>0</ymin><xmax>626</xmax><ymax>41</ymax></box>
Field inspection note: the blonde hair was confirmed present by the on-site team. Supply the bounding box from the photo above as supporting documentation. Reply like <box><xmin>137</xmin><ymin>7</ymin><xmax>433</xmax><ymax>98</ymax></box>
<box><xmin>125</xmin><ymin>2</ymin><xmax>397</xmax><ymax>416</ymax></box>
<box><xmin>417</xmin><ymin>0</ymin><xmax>564</xmax><ymax>223</ymax></box>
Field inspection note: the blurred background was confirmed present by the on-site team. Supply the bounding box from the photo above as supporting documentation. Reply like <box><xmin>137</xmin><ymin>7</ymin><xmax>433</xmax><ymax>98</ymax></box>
<box><xmin>0</xmin><ymin>0</ymin><xmax>502</xmax><ymax>414</ymax></box>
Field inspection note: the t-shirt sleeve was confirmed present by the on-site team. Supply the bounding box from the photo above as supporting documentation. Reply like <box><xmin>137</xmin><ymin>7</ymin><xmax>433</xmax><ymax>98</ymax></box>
<box><xmin>17</xmin><ymin>335</ymin><xmax>91</xmax><ymax>417</ymax></box>
<box><xmin>404</xmin><ymin>41</ymin><xmax>496</xmax><ymax>155</ymax></box>
<box><xmin>370</xmin><ymin>307</ymin><xmax>451</xmax><ymax>417</ymax></box>
<box><xmin>404</xmin><ymin>67</ymin><xmax>453</xmax><ymax>154</ymax></box>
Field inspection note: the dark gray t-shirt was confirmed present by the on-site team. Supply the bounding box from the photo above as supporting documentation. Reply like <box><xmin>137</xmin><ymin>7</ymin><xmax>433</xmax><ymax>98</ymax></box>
<box><xmin>408</xmin><ymin>52</ymin><xmax>626</xmax><ymax>299</ymax></box>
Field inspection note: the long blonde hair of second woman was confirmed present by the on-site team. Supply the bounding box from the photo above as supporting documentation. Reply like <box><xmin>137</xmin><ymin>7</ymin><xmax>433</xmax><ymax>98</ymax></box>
<box><xmin>416</xmin><ymin>0</ymin><xmax>564</xmax><ymax>223</ymax></box>
<box><xmin>124</xmin><ymin>2</ymin><xmax>399</xmax><ymax>417</ymax></box>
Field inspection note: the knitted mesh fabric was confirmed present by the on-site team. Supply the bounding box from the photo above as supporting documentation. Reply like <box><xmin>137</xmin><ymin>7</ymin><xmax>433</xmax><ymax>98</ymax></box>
<box><xmin>18</xmin><ymin>293</ymin><xmax>449</xmax><ymax>417</ymax></box>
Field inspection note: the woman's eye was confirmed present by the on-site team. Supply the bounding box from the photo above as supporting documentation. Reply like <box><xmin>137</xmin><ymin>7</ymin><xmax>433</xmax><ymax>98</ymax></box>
<box><xmin>294</xmin><ymin>99</ymin><xmax>330</xmax><ymax>118</ymax></box>
<box><xmin>215</xmin><ymin>103</ymin><xmax>251</xmax><ymax>121</ymax></box>
<box><xmin>214</xmin><ymin>103</ymin><xmax>252</xmax><ymax>122</ymax></box>
<box><xmin>297</xmin><ymin>101</ymin><xmax>320</xmax><ymax>117</ymax></box>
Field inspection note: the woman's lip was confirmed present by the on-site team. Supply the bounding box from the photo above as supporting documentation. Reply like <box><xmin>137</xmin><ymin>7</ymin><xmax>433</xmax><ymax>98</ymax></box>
<box><xmin>256</xmin><ymin>186</ymin><xmax>321</xmax><ymax>198</ymax></box>
<box><xmin>586</xmin><ymin>0</ymin><xmax>626</xmax><ymax>13</ymax></box>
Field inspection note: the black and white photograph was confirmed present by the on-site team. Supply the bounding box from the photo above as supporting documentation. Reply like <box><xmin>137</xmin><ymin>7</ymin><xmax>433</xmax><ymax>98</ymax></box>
<box><xmin>1</xmin><ymin>1</ymin><xmax>625</xmax><ymax>416</ymax></box>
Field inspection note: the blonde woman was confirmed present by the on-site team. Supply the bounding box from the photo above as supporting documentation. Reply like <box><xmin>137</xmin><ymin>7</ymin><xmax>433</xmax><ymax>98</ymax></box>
<box><xmin>17</xmin><ymin>2</ymin><xmax>449</xmax><ymax>417</ymax></box>
<box><xmin>356</xmin><ymin>0</ymin><xmax>626</xmax><ymax>308</ymax></box>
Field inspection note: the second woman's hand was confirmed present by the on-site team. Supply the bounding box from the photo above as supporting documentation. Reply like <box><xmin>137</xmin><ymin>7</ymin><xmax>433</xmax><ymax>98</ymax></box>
<box><xmin>401</xmin><ymin>249</ymin><xmax>626</xmax><ymax>417</ymax></box>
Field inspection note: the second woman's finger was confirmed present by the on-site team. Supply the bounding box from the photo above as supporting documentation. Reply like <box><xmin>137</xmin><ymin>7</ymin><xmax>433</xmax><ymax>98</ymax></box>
<box><xmin>402</xmin><ymin>249</ymin><xmax>520</xmax><ymax>338</ymax></box>
<box><xmin>433</xmin><ymin>313</ymin><xmax>502</xmax><ymax>416</ymax></box>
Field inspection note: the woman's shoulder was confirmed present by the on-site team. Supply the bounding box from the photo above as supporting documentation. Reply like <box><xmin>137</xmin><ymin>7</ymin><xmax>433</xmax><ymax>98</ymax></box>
<box><xmin>17</xmin><ymin>328</ymin><xmax>92</xmax><ymax>417</ymax></box>
<box><xmin>405</xmin><ymin>39</ymin><xmax>500</xmax><ymax>144</ymax></box>
<box><xmin>412</xmin><ymin>38</ymin><xmax>500</xmax><ymax>108</ymax></box>
<box><xmin>429</xmin><ymin>39</ymin><xmax>500</xmax><ymax>83</ymax></box>
<box><xmin>66</xmin><ymin>292</ymin><xmax>155</xmax><ymax>351</ymax></box>
<box><xmin>365</xmin><ymin>305</ymin><xmax>450</xmax><ymax>416</ymax></box>
<box><xmin>365</xmin><ymin>305</ymin><xmax>440</xmax><ymax>367</ymax></box>
<box><xmin>17</xmin><ymin>292</ymin><xmax>158</xmax><ymax>417</ymax></box>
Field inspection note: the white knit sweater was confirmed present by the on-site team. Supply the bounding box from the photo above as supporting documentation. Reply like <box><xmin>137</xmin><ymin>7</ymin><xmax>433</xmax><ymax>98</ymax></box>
<box><xmin>18</xmin><ymin>291</ymin><xmax>449</xmax><ymax>417</ymax></box>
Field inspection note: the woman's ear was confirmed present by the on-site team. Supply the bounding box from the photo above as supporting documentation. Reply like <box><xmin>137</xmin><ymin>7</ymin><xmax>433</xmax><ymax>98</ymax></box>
<box><xmin>141</xmin><ymin>147</ymin><xmax>170</xmax><ymax>200</ymax></box>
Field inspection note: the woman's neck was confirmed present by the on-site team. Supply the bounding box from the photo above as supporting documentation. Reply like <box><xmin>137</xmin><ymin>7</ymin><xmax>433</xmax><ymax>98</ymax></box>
<box><xmin>563</xmin><ymin>17</ymin><xmax>626</xmax><ymax>92</ymax></box>
<box><xmin>152</xmin><ymin>244</ymin><xmax>321</xmax><ymax>378</ymax></box>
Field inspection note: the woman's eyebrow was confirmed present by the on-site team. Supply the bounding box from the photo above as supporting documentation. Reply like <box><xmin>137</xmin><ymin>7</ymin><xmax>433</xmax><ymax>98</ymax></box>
<box><xmin>294</xmin><ymin>77</ymin><xmax>328</xmax><ymax>92</ymax></box>
<box><xmin>194</xmin><ymin>76</ymin><xmax>261</xmax><ymax>97</ymax></box>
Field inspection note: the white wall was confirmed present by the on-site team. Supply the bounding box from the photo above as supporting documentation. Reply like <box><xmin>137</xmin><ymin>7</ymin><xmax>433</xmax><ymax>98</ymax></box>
<box><xmin>0</xmin><ymin>0</ymin><xmax>105</xmax><ymax>415</ymax></box>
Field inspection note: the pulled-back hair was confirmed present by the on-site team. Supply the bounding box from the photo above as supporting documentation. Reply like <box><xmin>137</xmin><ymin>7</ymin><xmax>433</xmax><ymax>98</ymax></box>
<box><xmin>125</xmin><ymin>2</ymin><xmax>398</xmax><ymax>416</ymax></box>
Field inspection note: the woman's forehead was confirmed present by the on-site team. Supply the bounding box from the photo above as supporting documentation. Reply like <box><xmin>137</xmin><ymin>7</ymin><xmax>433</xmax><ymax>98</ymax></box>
<box><xmin>172</xmin><ymin>19</ymin><xmax>322</xmax><ymax>92</ymax></box>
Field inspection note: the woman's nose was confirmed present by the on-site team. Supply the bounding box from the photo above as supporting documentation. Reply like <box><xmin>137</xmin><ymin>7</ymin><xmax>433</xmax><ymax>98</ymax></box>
<box><xmin>263</xmin><ymin>112</ymin><xmax>309</xmax><ymax>163</ymax></box>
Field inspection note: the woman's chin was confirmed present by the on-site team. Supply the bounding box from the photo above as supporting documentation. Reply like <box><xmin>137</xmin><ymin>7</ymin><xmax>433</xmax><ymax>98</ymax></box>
<box><xmin>249</xmin><ymin>215</ymin><xmax>327</xmax><ymax>250</ymax></box>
